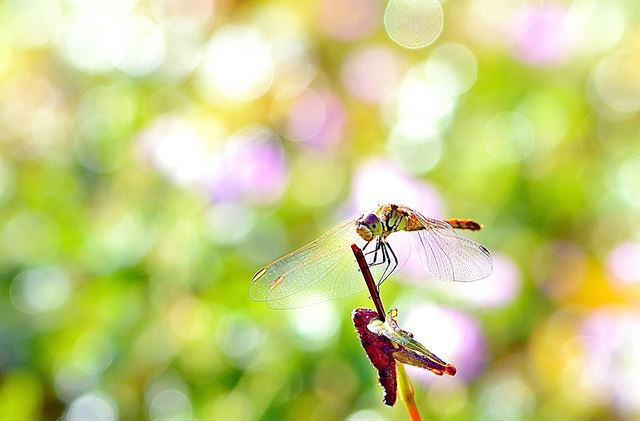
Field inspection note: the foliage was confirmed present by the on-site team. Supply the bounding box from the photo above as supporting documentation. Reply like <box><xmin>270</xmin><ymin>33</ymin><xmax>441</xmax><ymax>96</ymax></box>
<box><xmin>1</xmin><ymin>1</ymin><xmax>638</xmax><ymax>420</ymax></box>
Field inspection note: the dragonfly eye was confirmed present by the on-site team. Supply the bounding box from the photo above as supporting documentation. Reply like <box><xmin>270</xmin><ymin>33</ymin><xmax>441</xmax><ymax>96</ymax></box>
<box><xmin>363</xmin><ymin>213</ymin><xmax>380</xmax><ymax>226</ymax></box>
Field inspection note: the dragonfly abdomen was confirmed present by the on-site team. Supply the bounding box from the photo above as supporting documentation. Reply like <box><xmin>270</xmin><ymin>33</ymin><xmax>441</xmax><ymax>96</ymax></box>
<box><xmin>446</xmin><ymin>219</ymin><xmax>483</xmax><ymax>231</ymax></box>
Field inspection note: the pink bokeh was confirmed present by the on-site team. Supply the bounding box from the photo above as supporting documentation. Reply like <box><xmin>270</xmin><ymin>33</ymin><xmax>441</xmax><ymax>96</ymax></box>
<box><xmin>347</xmin><ymin>158</ymin><xmax>444</xmax><ymax>217</ymax></box>
<box><xmin>403</xmin><ymin>304</ymin><xmax>487</xmax><ymax>383</ymax></box>
<box><xmin>512</xmin><ymin>5</ymin><xmax>570</xmax><ymax>66</ymax></box>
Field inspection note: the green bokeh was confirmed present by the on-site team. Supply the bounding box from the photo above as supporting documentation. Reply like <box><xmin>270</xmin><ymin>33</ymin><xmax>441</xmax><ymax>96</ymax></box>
<box><xmin>1</xmin><ymin>1</ymin><xmax>639</xmax><ymax>420</ymax></box>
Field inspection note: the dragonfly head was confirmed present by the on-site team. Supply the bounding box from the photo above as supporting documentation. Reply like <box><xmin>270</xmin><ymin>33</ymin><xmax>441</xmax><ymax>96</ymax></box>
<box><xmin>356</xmin><ymin>213</ymin><xmax>383</xmax><ymax>241</ymax></box>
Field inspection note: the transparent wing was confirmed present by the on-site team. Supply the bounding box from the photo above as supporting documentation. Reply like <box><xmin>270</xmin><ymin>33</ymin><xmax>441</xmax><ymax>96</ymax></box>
<box><xmin>249</xmin><ymin>217</ymin><xmax>372</xmax><ymax>309</ymax></box>
<box><xmin>410</xmin><ymin>212</ymin><xmax>492</xmax><ymax>282</ymax></box>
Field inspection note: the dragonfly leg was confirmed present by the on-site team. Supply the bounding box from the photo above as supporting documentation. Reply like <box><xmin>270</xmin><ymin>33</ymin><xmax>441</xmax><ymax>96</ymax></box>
<box><xmin>365</xmin><ymin>238</ymin><xmax>379</xmax><ymax>255</ymax></box>
<box><xmin>376</xmin><ymin>242</ymin><xmax>392</xmax><ymax>285</ymax></box>
<box><xmin>366</xmin><ymin>237</ymin><xmax>382</xmax><ymax>265</ymax></box>
<box><xmin>369</xmin><ymin>238</ymin><xmax>391</xmax><ymax>269</ymax></box>
<box><xmin>378</xmin><ymin>242</ymin><xmax>398</xmax><ymax>287</ymax></box>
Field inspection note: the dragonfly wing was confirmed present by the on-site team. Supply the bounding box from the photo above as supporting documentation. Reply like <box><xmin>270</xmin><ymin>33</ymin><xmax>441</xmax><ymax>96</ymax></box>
<box><xmin>411</xmin><ymin>214</ymin><xmax>492</xmax><ymax>282</ymax></box>
<box><xmin>264</xmin><ymin>253</ymin><xmax>369</xmax><ymax>309</ymax></box>
<box><xmin>249</xmin><ymin>217</ymin><xmax>369</xmax><ymax>309</ymax></box>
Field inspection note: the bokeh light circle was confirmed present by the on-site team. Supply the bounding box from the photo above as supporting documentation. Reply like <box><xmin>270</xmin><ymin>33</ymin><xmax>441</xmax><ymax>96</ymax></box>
<box><xmin>479</xmin><ymin>373</ymin><xmax>536</xmax><ymax>419</ymax></box>
<box><xmin>67</xmin><ymin>392</ymin><xmax>118</xmax><ymax>421</ymax></box>
<box><xmin>592</xmin><ymin>49</ymin><xmax>640</xmax><ymax>113</ymax></box>
<box><xmin>560</xmin><ymin>335</ymin><xmax>611</xmax><ymax>405</ymax></box>
<box><xmin>425</xmin><ymin>43</ymin><xmax>478</xmax><ymax>96</ymax></box>
<box><xmin>394</xmin><ymin>67</ymin><xmax>457</xmax><ymax>139</ymax></box>
<box><xmin>10</xmin><ymin>267</ymin><xmax>71</xmax><ymax>314</ymax></box>
<box><xmin>387</xmin><ymin>128</ymin><xmax>442</xmax><ymax>175</ymax></box>
<box><xmin>384</xmin><ymin>0</ymin><xmax>443</xmax><ymax>49</ymax></box>
<box><xmin>484</xmin><ymin>112</ymin><xmax>535</xmax><ymax>163</ymax></box>
<box><xmin>566</xmin><ymin>1</ymin><xmax>627</xmax><ymax>56</ymax></box>
<box><xmin>72</xmin><ymin>332</ymin><xmax>115</xmax><ymax>376</ymax></box>
<box><xmin>512</xmin><ymin>5</ymin><xmax>569</xmax><ymax>67</ymax></box>
<box><xmin>403</xmin><ymin>304</ymin><xmax>486</xmax><ymax>382</ymax></box>
<box><xmin>138</xmin><ymin>116</ymin><xmax>209</xmax><ymax>188</ymax></box>
<box><xmin>145</xmin><ymin>372</ymin><xmax>192</xmax><ymax>421</ymax></box>
<box><xmin>341</xmin><ymin>46</ymin><xmax>402</xmax><ymax>104</ymax></box>
<box><xmin>209</xmin><ymin>392</ymin><xmax>255</xmax><ymax>420</ymax></box>
<box><xmin>149</xmin><ymin>389</ymin><xmax>192</xmax><ymax>421</ymax></box>
<box><xmin>288</xmin><ymin>301</ymin><xmax>339</xmax><ymax>351</ymax></box>
<box><xmin>156</xmin><ymin>30</ymin><xmax>202</xmax><ymax>83</ymax></box>
<box><xmin>270</xmin><ymin>35</ymin><xmax>318</xmax><ymax>91</ymax></box>
<box><xmin>207</xmin><ymin>126</ymin><xmax>288</xmax><ymax>205</ymax></box>
<box><xmin>151</xmin><ymin>0</ymin><xmax>215</xmax><ymax>31</ymax></box>
<box><xmin>217</xmin><ymin>313</ymin><xmax>265</xmax><ymax>369</ymax></box>
<box><xmin>581</xmin><ymin>309</ymin><xmax>640</xmax><ymax>415</ymax></box>
<box><xmin>75</xmin><ymin>116</ymin><xmax>128</xmax><ymax>174</ymax></box>
<box><xmin>607</xmin><ymin>242</ymin><xmax>640</xmax><ymax>285</ymax></box>
<box><xmin>53</xmin><ymin>362</ymin><xmax>97</xmax><ymax>403</ymax></box>
<box><xmin>613</xmin><ymin>155</ymin><xmax>640</xmax><ymax>209</ymax></box>
<box><xmin>349</xmin><ymin>159</ymin><xmax>444</xmax><ymax>218</ymax></box>
<box><xmin>197</xmin><ymin>25</ymin><xmax>274</xmax><ymax>102</ymax></box>
<box><xmin>205</xmin><ymin>202</ymin><xmax>255</xmax><ymax>246</ymax></box>
<box><xmin>3</xmin><ymin>0</ymin><xmax>62</xmax><ymax>47</ymax></box>
<box><xmin>58</xmin><ymin>12</ymin><xmax>111</xmax><ymax>72</ymax></box>
<box><xmin>318</xmin><ymin>0</ymin><xmax>381</xmax><ymax>41</ymax></box>
<box><xmin>2</xmin><ymin>211</ymin><xmax>60</xmax><ymax>265</ymax></box>
<box><xmin>28</xmin><ymin>109</ymin><xmax>73</xmax><ymax>164</ymax></box>
<box><xmin>114</xmin><ymin>15</ymin><xmax>165</xmax><ymax>76</ymax></box>
<box><xmin>271</xmin><ymin>87</ymin><xmax>326</xmax><ymax>142</ymax></box>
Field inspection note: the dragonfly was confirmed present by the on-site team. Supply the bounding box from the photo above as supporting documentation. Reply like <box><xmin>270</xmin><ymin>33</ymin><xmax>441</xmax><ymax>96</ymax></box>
<box><xmin>250</xmin><ymin>203</ymin><xmax>492</xmax><ymax>309</ymax></box>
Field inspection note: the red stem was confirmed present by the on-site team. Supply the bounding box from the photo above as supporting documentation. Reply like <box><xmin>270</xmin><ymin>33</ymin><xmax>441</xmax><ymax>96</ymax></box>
<box><xmin>351</xmin><ymin>244</ymin><xmax>386</xmax><ymax>321</ymax></box>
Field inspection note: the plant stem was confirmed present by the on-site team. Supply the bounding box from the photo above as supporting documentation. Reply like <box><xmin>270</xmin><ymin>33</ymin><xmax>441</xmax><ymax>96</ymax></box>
<box><xmin>351</xmin><ymin>243</ymin><xmax>386</xmax><ymax>320</ymax></box>
<box><xmin>397</xmin><ymin>363</ymin><xmax>422</xmax><ymax>421</ymax></box>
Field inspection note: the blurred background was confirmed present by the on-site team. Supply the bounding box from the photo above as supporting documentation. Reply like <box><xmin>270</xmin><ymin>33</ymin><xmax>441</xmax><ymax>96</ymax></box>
<box><xmin>1</xmin><ymin>0</ymin><xmax>639</xmax><ymax>420</ymax></box>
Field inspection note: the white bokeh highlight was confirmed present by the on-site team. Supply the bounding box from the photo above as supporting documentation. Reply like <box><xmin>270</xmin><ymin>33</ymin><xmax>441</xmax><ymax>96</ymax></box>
<box><xmin>425</xmin><ymin>43</ymin><xmax>478</xmax><ymax>96</ymax></box>
<box><xmin>197</xmin><ymin>25</ymin><xmax>274</xmax><ymax>102</ymax></box>
<box><xmin>607</xmin><ymin>242</ymin><xmax>640</xmax><ymax>285</ymax></box>
<box><xmin>288</xmin><ymin>301</ymin><xmax>339</xmax><ymax>351</ymax></box>
<box><xmin>10</xmin><ymin>267</ymin><xmax>71</xmax><ymax>313</ymax></box>
<box><xmin>385</xmin><ymin>0</ymin><xmax>443</xmax><ymax>49</ymax></box>
<box><xmin>66</xmin><ymin>392</ymin><xmax>118</xmax><ymax>421</ymax></box>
